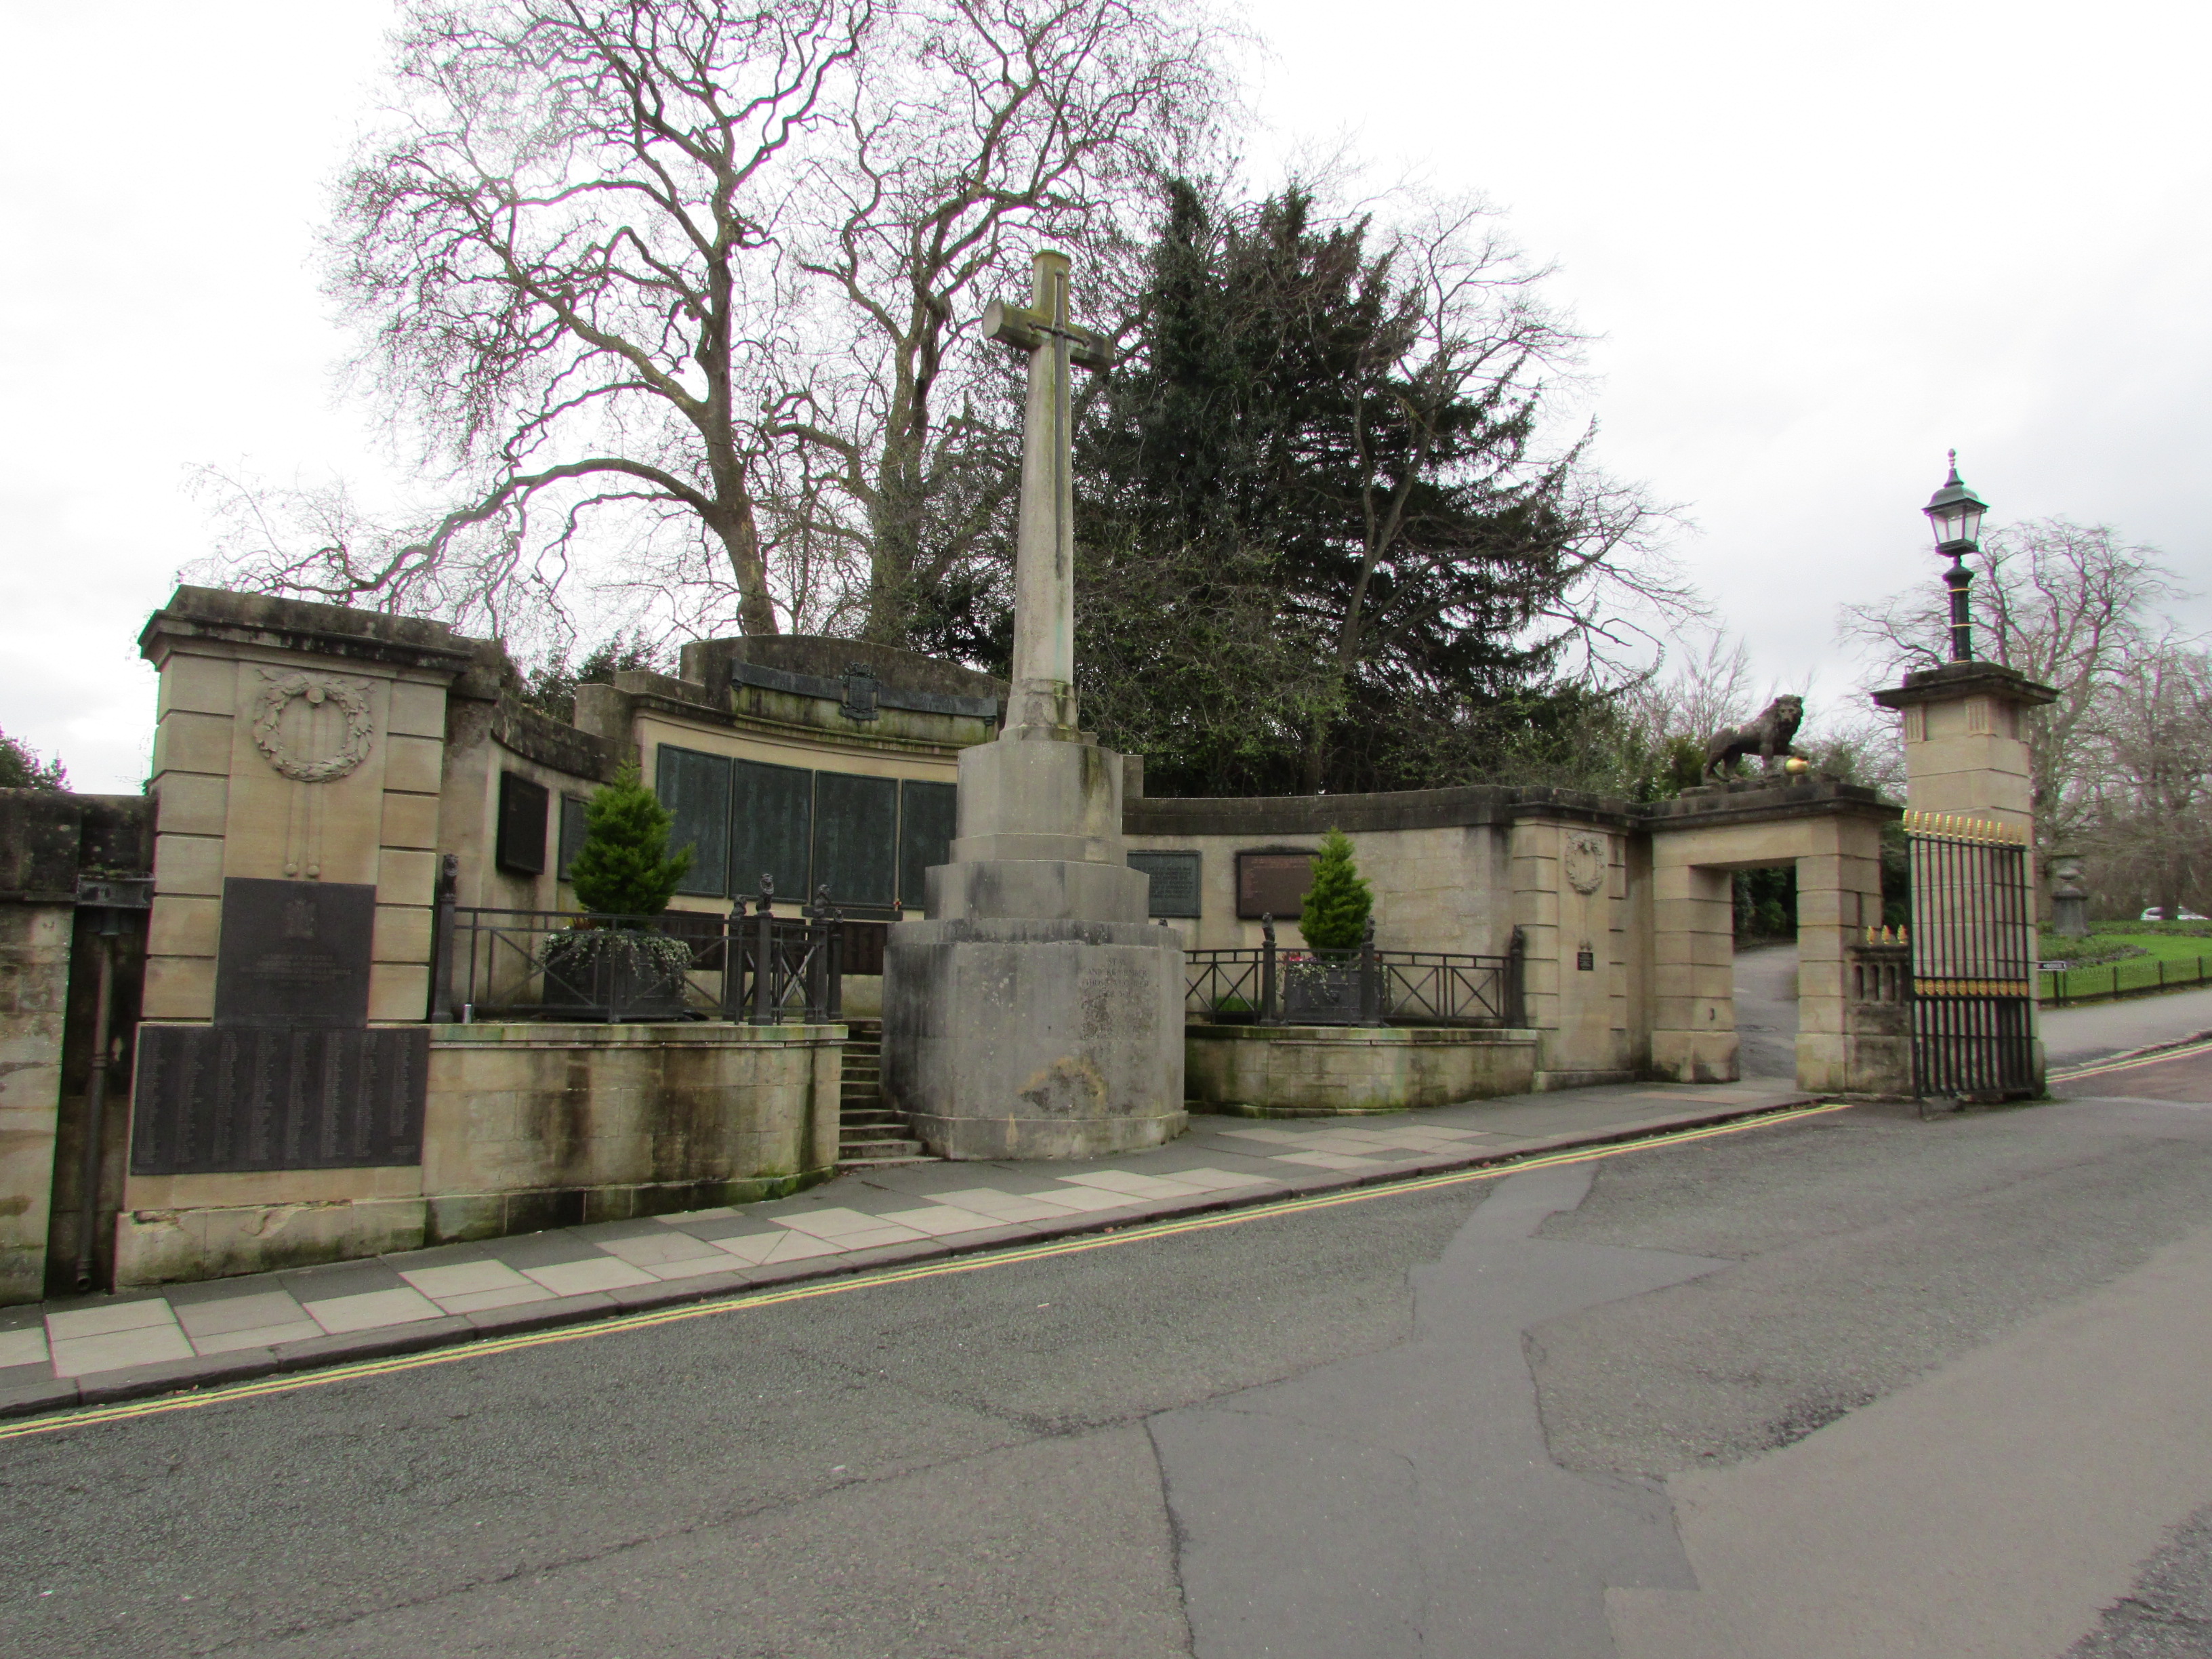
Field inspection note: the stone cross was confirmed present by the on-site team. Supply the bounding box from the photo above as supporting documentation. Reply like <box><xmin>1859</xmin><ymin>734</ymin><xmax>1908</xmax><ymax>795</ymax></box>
<box><xmin>984</xmin><ymin>249</ymin><xmax>1111</xmax><ymax>734</ymax></box>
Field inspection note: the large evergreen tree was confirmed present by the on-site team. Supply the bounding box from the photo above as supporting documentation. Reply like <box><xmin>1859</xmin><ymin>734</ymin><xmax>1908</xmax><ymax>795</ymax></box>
<box><xmin>1071</xmin><ymin>180</ymin><xmax>1654</xmax><ymax>796</ymax></box>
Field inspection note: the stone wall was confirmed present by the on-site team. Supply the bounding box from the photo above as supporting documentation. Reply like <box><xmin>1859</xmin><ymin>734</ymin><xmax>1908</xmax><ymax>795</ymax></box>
<box><xmin>112</xmin><ymin>1021</ymin><xmax>841</xmax><ymax>1287</ymax></box>
<box><xmin>1185</xmin><ymin>1025</ymin><xmax>1539</xmax><ymax>1116</ymax></box>
<box><xmin>0</xmin><ymin>790</ymin><xmax>151</xmax><ymax>1304</ymax></box>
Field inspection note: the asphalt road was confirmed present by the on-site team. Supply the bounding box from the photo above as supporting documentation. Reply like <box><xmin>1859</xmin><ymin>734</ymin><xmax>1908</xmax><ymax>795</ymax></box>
<box><xmin>9</xmin><ymin>1057</ymin><xmax>2212</xmax><ymax>1658</ymax></box>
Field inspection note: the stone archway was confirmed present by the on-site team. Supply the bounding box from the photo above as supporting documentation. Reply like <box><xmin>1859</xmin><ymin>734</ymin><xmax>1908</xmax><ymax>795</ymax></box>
<box><xmin>1645</xmin><ymin>785</ymin><xmax>1900</xmax><ymax>1092</ymax></box>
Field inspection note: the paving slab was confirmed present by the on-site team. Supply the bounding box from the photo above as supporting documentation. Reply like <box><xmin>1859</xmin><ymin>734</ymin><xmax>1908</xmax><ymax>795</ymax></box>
<box><xmin>0</xmin><ymin>1079</ymin><xmax>1812</xmax><ymax>1416</ymax></box>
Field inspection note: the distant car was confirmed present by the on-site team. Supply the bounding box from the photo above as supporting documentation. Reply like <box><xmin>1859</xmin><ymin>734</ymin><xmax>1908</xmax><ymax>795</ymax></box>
<box><xmin>2139</xmin><ymin>907</ymin><xmax>2209</xmax><ymax>922</ymax></box>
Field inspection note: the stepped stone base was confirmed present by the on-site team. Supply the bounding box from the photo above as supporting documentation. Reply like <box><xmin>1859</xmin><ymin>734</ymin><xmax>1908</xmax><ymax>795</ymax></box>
<box><xmin>882</xmin><ymin>916</ymin><xmax>1185</xmax><ymax>1160</ymax></box>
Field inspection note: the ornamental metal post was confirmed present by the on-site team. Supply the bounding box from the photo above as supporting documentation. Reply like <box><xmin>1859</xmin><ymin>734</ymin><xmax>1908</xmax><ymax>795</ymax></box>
<box><xmin>1358</xmin><ymin>916</ymin><xmax>1380</xmax><ymax>1025</ymax></box>
<box><xmin>721</xmin><ymin>890</ymin><xmax>747</xmax><ymax>1020</ymax></box>
<box><xmin>825</xmin><ymin>901</ymin><xmax>844</xmax><ymax>1023</ymax></box>
<box><xmin>751</xmin><ymin>875</ymin><xmax>777</xmax><ymax>1027</ymax></box>
<box><xmin>806</xmin><ymin>884</ymin><xmax>832</xmax><ymax>1020</ymax></box>
<box><xmin>1260</xmin><ymin>914</ymin><xmax>1278</xmax><ymax>1025</ymax></box>
<box><xmin>1507</xmin><ymin>925</ymin><xmax>1528</xmax><ymax>1028</ymax></box>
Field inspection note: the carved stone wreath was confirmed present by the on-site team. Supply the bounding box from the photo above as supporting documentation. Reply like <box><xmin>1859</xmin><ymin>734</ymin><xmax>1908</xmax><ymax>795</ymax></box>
<box><xmin>251</xmin><ymin>672</ymin><xmax>375</xmax><ymax>783</ymax></box>
<box><xmin>1563</xmin><ymin>832</ymin><xmax>1609</xmax><ymax>896</ymax></box>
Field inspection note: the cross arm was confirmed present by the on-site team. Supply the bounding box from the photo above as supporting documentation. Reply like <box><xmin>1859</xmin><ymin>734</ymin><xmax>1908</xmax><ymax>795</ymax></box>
<box><xmin>983</xmin><ymin>300</ymin><xmax>1113</xmax><ymax>371</ymax></box>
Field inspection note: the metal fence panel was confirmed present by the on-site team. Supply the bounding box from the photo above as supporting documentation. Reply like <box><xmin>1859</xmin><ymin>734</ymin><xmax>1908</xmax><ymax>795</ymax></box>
<box><xmin>1906</xmin><ymin>814</ymin><xmax>2036</xmax><ymax>1100</ymax></box>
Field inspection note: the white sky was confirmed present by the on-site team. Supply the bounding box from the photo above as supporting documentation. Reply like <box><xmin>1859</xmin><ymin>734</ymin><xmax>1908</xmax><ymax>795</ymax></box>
<box><xmin>3</xmin><ymin>0</ymin><xmax>2207</xmax><ymax>792</ymax></box>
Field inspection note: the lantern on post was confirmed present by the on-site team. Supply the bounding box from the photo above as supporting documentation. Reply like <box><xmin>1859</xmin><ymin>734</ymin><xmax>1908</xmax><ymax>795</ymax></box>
<box><xmin>1922</xmin><ymin>451</ymin><xmax>1988</xmax><ymax>661</ymax></box>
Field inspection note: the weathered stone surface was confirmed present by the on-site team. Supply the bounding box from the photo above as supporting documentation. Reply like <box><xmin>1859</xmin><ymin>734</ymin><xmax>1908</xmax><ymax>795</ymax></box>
<box><xmin>112</xmin><ymin>1021</ymin><xmax>842</xmax><ymax>1284</ymax></box>
<box><xmin>883</xmin><ymin>919</ymin><xmax>1185</xmax><ymax>1160</ymax></box>
<box><xmin>1184</xmin><ymin>1024</ymin><xmax>1540</xmax><ymax>1115</ymax></box>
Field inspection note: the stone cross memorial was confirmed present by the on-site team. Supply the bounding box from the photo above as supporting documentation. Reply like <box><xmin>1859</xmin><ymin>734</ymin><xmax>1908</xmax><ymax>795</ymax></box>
<box><xmin>882</xmin><ymin>251</ymin><xmax>1185</xmax><ymax>1158</ymax></box>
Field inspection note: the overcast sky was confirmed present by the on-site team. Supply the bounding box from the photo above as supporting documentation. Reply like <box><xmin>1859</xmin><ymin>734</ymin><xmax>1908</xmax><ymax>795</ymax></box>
<box><xmin>3</xmin><ymin>0</ymin><xmax>2206</xmax><ymax>792</ymax></box>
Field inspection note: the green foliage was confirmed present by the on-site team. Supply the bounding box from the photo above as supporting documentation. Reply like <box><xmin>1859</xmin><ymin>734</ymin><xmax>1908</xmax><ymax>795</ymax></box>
<box><xmin>0</xmin><ymin>727</ymin><xmax>68</xmax><ymax>792</ymax></box>
<box><xmin>566</xmin><ymin>765</ymin><xmax>692</xmax><ymax>918</ymax></box>
<box><xmin>1071</xmin><ymin>180</ymin><xmax>1618</xmax><ymax>796</ymax></box>
<box><xmin>518</xmin><ymin>634</ymin><xmax>664</xmax><ymax>725</ymax></box>
<box><xmin>1732</xmin><ymin>866</ymin><xmax>1797</xmax><ymax>941</ymax></box>
<box><xmin>1300</xmin><ymin>828</ymin><xmax>1374</xmax><ymax>949</ymax></box>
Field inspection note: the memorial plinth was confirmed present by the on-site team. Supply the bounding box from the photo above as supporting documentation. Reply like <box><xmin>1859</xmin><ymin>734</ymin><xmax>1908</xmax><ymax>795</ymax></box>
<box><xmin>881</xmin><ymin>250</ymin><xmax>1184</xmax><ymax>1159</ymax></box>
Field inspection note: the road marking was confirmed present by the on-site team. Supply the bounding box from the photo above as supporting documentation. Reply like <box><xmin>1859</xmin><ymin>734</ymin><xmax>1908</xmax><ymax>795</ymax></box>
<box><xmin>0</xmin><ymin>1102</ymin><xmax>1851</xmax><ymax>1443</ymax></box>
<box><xmin>2050</xmin><ymin>1038</ymin><xmax>2212</xmax><ymax>1086</ymax></box>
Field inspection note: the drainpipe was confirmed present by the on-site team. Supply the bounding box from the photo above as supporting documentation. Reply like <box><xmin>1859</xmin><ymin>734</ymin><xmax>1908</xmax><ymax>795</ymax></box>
<box><xmin>73</xmin><ymin>906</ymin><xmax>121</xmax><ymax>1293</ymax></box>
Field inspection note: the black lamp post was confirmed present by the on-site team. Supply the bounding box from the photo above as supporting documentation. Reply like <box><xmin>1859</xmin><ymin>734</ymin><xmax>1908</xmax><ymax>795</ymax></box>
<box><xmin>1922</xmin><ymin>450</ymin><xmax>1988</xmax><ymax>662</ymax></box>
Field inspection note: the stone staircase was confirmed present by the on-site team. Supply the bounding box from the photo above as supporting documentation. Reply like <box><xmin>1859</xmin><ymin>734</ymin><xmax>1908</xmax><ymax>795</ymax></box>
<box><xmin>837</xmin><ymin>1021</ymin><xmax>935</xmax><ymax>1168</ymax></box>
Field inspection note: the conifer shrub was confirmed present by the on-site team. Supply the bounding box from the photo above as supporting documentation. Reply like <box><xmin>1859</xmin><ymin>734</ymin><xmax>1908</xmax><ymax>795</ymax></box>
<box><xmin>567</xmin><ymin>764</ymin><xmax>693</xmax><ymax>918</ymax></box>
<box><xmin>1299</xmin><ymin>827</ymin><xmax>1372</xmax><ymax>950</ymax></box>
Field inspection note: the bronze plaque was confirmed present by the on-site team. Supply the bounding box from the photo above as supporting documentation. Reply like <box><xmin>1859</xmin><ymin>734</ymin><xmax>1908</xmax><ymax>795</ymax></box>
<box><xmin>131</xmin><ymin>1025</ymin><xmax>428</xmax><ymax>1174</ymax></box>
<box><xmin>1129</xmin><ymin>851</ymin><xmax>1202</xmax><ymax>918</ymax></box>
<box><xmin>213</xmin><ymin>878</ymin><xmax>376</xmax><ymax>1028</ymax></box>
<box><xmin>1236</xmin><ymin>851</ymin><xmax>1315</xmax><ymax>920</ymax></box>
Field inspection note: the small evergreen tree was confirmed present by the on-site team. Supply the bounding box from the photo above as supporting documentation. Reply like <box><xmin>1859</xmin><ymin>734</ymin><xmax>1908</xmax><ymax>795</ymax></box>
<box><xmin>1300</xmin><ymin>827</ymin><xmax>1373</xmax><ymax>949</ymax></box>
<box><xmin>567</xmin><ymin>765</ymin><xmax>692</xmax><ymax>918</ymax></box>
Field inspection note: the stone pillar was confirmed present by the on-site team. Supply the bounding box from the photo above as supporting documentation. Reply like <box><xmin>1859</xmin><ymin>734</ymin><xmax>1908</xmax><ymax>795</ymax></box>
<box><xmin>122</xmin><ymin>590</ymin><xmax>475</xmax><ymax>1284</ymax></box>
<box><xmin>1509</xmin><ymin>817</ymin><xmax>1634</xmax><ymax>1088</ymax></box>
<box><xmin>1650</xmin><ymin>855</ymin><xmax>1738</xmax><ymax>1083</ymax></box>
<box><xmin>1837</xmin><ymin>930</ymin><xmax>1914</xmax><ymax>1097</ymax></box>
<box><xmin>1792</xmin><ymin>814</ymin><xmax>1891</xmax><ymax>1093</ymax></box>
<box><xmin>1872</xmin><ymin>660</ymin><xmax>2057</xmax><ymax>1090</ymax></box>
<box><xmin>1871</xmin><ymin>661</ymin><xmax>2052</xmax><ymax>844</ymax></box>
<box><xmin>2048</xmin><ymin>851</ymin><xmax>2089</xmax><ymax>939</ymax></box>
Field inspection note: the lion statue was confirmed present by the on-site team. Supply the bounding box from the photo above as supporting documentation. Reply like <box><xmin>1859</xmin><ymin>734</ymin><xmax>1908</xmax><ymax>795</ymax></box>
<box><xmin>1702</xmin><ymin>695</ymin><xmax>1807</xmax><ymax>782</ymax></box>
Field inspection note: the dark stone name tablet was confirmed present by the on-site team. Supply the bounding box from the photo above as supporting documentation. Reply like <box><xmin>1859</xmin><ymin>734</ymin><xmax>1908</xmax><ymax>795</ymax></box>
<box><xmin>213</xmin><ymin>878</ymin><xmax>377</xmax><ymax>1029</ymax></box>
<box><xmin>131</xmin><ymin>1025</ymin><xmax>428</xmax><ymax>1174</ymax></box>
<box><xmin>1128</xmin><ymin>851</ymin><xmax>1202</xmax><ymax>918</ymax></box>
<box><xmin>1236</xmin><ymin>851</ymin><xmax>1315</xmax><ymax>921</ymax></box>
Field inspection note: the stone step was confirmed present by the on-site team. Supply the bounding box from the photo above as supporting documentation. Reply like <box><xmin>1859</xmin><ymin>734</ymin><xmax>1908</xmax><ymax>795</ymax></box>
<box><xmin>838</xmin><ymin>1138</ymin><xmax>928</xmax><ymax>1160</ymax></box>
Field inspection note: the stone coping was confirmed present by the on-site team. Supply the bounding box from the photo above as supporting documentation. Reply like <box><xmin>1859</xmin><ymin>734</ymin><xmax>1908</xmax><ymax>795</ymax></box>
<box><xmin>0</xmin><ymin>1079</ymin><xmax>1817</xmax><ymax>1422</ymax></box>
<box><xmin>1185</xmin><ymin>1024</ymin><xmax>1538</xmax><ymax>1044</ymax></box>
<box><xmin>429</xmin><ymin>1020</ymin><xmax>846</xmax><ymax>1048</ymax></box>
<box><xmin>140</xmin><ymin>585</ymin><xmax>480</xmax><ymax>677</ymax></box>
<box><xmin>1870</xmin><ymin>659</ymin><xmax>2059</xmax><ymax>709</ymax></box>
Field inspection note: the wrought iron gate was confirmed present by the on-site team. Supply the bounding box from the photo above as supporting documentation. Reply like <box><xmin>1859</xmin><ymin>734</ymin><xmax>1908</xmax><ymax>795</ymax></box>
<box><xmin>1905</xmin><ymin>811</ymin><xmax>2036</xmax><ymax>1100</ymax></box>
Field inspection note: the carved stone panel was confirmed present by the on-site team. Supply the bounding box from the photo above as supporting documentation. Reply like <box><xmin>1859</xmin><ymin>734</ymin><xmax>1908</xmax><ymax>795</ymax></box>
<box><xmin>212</xmin><ymin>878</ymin><xmax>377</xmax><ymax>1028</ymax></box>
<box><xmin>1564</xmin><ymin>832</ymin><xmax>1609</xmax><ymax>896</ymax></box>
<box><xmin>131</xmin><ymin>1025</ymin><xmax>428</xmax><ymax>1174</ymax></box>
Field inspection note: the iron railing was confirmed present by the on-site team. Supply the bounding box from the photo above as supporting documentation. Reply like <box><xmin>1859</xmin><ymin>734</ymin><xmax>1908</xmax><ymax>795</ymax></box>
<box><xmin>428</xmin><ymin>857</ymin><xmax>844</xmax><ymax>1025</ymax></box>
<box><xmin>1185</xmin><ymin>918</ymin><xmax>1524</xmax><ymax>1028</ymax></box>
<box><xmin>1905</xmin><ymin>812</ymin><xmax>2036</xmax><ymax>1099</ymax></box>
<box><xmin>2040</xmin><ymin>951</ymin><xmax>2212</xmax><ymax>1006</ymax></box>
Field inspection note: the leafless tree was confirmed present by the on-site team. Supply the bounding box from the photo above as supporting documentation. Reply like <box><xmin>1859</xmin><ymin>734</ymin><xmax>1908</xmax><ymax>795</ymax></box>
<box><xmin>208</xmin><ymin>1</ymin><xmax>876</xmax><ymax>640</ymax></box>
<box><xmin>195</xmin><ymin>0</ymin><xmax>1228</xmax><ymax>654</ymax></box>
<box><xmin>2081</xmin><ymin>640</ymin><xmax>2212</xmax><ymax>919</ymax></box>
<box><xmin>1840</xmin><ymin>517</ymin><xmax>2183</xmax><ymax>846</ymax></box>
<box><xmin>1290</xmin><ymin>189</ymin><xmax>1684</xmax><ymax>790</ymax></box>
<box><xmin>766</xmin><ymin>0</ymin><xmax>1227</xmax><ymax>642</ymax></box>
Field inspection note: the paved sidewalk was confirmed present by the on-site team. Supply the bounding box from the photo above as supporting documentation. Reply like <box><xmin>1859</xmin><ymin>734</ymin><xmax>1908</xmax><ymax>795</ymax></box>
<box><xmin>0</xmin><ymin>1080</ymin><xmax>1814</xmax><ymax>1420</ymax></box>
<box><xmin>2043</xmin><ymin>983</ymin><xmax>2212</xmax><ymax>1069</ymax></box>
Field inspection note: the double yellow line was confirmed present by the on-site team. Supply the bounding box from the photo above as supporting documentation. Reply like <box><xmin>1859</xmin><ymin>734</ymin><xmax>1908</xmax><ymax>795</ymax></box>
<box><xmin>1</xmin><ymin>1102</ymin><xmax>1850</xmax><ymax>1443</ymax></box>
<box><xmin>2050</xmin><ymin>1038</ymin><xmax>2212</xmax><ymax>1088</ymax></box>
